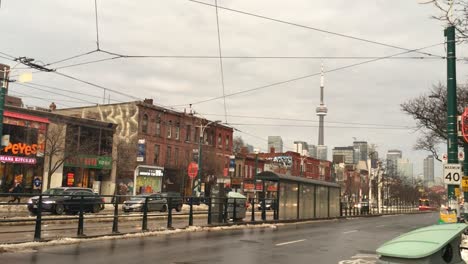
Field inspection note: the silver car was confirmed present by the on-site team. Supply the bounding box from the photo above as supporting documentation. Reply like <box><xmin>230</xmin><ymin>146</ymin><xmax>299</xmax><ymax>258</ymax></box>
<box><xmin>123</xmin><ymin>194</ymin><xmax>167</xmax><ymax>213</ymax></box>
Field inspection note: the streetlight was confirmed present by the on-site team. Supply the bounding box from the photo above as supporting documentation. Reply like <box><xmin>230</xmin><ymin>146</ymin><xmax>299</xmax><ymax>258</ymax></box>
<box><xmin>193</xmin><ymin>120</ymin><xmax>221</xmax><ymax>196</ymax></box>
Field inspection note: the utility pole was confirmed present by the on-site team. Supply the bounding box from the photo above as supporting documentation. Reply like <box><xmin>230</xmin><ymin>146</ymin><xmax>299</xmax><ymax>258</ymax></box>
<box><xmin>0</xmin><ymin>64</ymin><xmax>9</xmax><ymax>146</ymax></box>
<box><xmin>445</xmin><ymin>24</ymin><xmax>458</xmax><ymax>211</ymax></box>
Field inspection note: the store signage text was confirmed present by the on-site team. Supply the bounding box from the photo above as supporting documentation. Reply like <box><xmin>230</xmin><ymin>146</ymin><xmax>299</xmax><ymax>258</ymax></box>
<box><xmin>0</xmin><ymin>155</ymin><xmax>36</xmax><ymax>164</ymax></box>
<box><xmin>3</xmin><ymin>143</ymin><xmax>38</xmax><ymax>156</ymax></box>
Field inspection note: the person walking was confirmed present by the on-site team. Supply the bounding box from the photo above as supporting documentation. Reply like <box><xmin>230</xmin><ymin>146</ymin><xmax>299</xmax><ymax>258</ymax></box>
<box><xmin>8</xmin><ymin>183</ymin><xmax>22</xmax><ymax>203</ymax></box>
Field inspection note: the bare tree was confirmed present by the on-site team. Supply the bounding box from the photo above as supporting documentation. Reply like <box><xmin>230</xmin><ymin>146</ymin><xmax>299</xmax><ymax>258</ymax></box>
<box><xmin>401</xmin><ymin>83</ymin><xmax>468</xmax><ymax>161</ymax></box>
<box><xmin>44</xmin><ymin>124</ymin><xmax>67</xmax><ymax>189</ymax></box>
<box><xmin>232</xmin><ymin>136</ymin><xmax>245</xmax><ymax>154</ymax></box>
<box><xmin>421</xmin><ymin>0</ymin><xmax>468</xmax><ymax>39</ymax></box>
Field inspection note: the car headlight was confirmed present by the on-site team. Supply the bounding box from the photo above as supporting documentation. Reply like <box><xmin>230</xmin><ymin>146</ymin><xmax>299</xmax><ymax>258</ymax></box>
<box><xmin>43</xmin><ymin>200</ymin><xmax>56</xmax><ymax>204</ymax></box>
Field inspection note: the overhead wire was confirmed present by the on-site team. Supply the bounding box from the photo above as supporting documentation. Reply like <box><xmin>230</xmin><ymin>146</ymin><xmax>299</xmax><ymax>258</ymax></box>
<box><xmin>94</xmin><ymin>0</ymin><xmax>101</xmax><ymax>50</ymax></box>
<box><xmin>170</xmin><ymin>42</ymin><xmax>445</xmax><ymax>107</ymax></box>
<box><xmin>227</xmin><ymin>123</ymin><xmax>415</xmax><ymax>130</ymax></box>
<box><xmin>12</xmin><ymin>82</ymin><xmax>98</xmax><ymax>105</ymax></box>
<box><xmin>187</xmin><ymin>0</ymin><xmax>444</xmax><ymax>58</ymax></box>
<box><xmin>9</xmin><ymin>92</ymin><xmax>90</xmax><ymax>104</ymax></box>
<box><xmin>214</xmin><ymin>0</ymin><xmax>228</xmax><ymax>124</ymax></box>
<box><xmin>9</xmin><ymin>90</ymin><xmax>75</xmax><ymax>108</ymax></box>
<box><xmin>197</xmin><ymin>113</ymin><xmax>412</xmax><ymax>128</ymax></box>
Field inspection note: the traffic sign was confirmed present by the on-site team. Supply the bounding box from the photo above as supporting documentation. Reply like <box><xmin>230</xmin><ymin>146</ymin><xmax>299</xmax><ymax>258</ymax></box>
<box><xmin>187</xmin><ymin>162</ymin><xmax>198</xmax><ymax>179</ymax></box>
<box><xmin>462</xmin><ymin>177</ymin><xmax>468</xmax><ymax>192</ymax></box>
<box><xmin>443</xmin><ymin>164</ymin><xmax>462</xmax><ymax>184</ymax></box>
<box><xmin>442</xmin><ymin>153</ymin><xmax>448</xmax><ymax>163</ymax></box>
<box><xmin>455</xmin><ymin>187</ymin><xmax>461</xmax><ymax>197</ymax></box>
<box><xmin>459</xmin><ymin>151</ymin><xmax>465</xmax><ymax>161</ymax></box>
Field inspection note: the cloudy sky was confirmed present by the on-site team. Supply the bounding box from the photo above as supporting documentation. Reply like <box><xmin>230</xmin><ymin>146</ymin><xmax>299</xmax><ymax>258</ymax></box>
<box><xmin>1</xmin><ymin>0</ymin><xmax>466</xmax><ymax>177</ymax></box>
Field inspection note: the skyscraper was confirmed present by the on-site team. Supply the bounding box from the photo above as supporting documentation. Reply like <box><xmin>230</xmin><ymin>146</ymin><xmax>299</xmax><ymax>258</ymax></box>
<box><xmin>309</xmin><ymin>144</ymin><xmax>317</xmax><ymax>158</ymax></box>
<box><xmin>332</xmin><ymin>146</ymin><xmax>355</xmax><ymax>164</ymax></box>
<box><xmin>353</xmin><ymin>141</ymin><xmax>368</xmax><ymax>162</ymax></box>
<box><xmin>316</xmin><ymin>64</ymin><xmax>328</xmax><ymax>160</ymax></box>
<box><xmin>397</xmin><ymin>158</ymin><xmax>413</xmax><ymax>182</ymax></box>
<box><xmin>386</xmin><ymin>149</ymin><xmax>402</xmax><ymax>176</ymax></box>
<box><xmin>293</xmin><ymin>141</ymin><xmax>309</xmax><ymax>156</ymax></box>
<box><xmin>268</xmin><ymin>136</ymin><xmax>283</xmax><ymax>153</ymax></box>
<box><xmin>423</xmin><ymin>155</ymin><xmax>435</xmax><ymax>186</ymax></box>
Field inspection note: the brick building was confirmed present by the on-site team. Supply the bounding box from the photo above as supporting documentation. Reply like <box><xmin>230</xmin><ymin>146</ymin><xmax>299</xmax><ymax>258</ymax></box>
<box><xmin>233</xmin><ymin>149</ymin><xmax>266</xmax><ymax>199</ymax></box>
<box><xmin>259</xmin><ymin>150</ymin><xmax>332</xmax><ymax>181</ymax></box>
<box><xmin>57</xmin><ymin>100</ymin><xmax>233</xmax><ymax>196</ymax></box>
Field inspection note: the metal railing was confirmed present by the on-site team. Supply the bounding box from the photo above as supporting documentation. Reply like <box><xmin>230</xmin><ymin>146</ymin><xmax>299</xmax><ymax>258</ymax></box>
<box><xmin>0</xmin><ymin>193</ymin><xmax>424</xmax><ymax>243</ymax></box>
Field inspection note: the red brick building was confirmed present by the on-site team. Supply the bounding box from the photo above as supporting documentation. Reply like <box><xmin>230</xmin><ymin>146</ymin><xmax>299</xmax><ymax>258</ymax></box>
<box><xmin>57</xmin><ymin>99</ymin><xmax>233</xmax><ymax>196</ymax></box>
<box><xmin>259</xmin><ymin>151</ymin><xmax>332</xmax><ymax>181</ymax></box>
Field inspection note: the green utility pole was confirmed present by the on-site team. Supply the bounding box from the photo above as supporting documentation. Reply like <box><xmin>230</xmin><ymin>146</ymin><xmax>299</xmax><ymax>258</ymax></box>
<box><xmin>445</xmin><ymin>25</ymin><xmax>458</xmax><ymax>209</ymax></box>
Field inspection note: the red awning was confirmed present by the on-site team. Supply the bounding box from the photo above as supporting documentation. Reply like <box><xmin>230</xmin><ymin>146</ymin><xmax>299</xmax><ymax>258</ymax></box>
<box><xmin>4</xmin><ymin>111</ymin><xmax>49</xmax><ymax>123</ymax></box>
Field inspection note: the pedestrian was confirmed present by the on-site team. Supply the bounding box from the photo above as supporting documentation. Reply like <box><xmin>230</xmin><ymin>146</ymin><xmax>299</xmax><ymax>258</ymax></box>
<box><xmin>8</xmin><ymin>183</ymin><xmax>22</xmax><ymax>203</ymax></box>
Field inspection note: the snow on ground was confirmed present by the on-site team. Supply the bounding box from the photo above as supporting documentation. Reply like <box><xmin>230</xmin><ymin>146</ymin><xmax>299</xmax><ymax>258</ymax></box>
<box><xmin>0</xmin><ymin>223</ymin><xmax>282</xmax><ymax>254</ymax></box>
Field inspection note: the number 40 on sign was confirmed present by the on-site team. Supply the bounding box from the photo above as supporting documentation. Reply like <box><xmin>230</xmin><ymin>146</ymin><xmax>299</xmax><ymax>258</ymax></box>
<box><xmin>444</xmin><ymin>164</ymin><xmax>462</xmax><ymax>184</ymax></box>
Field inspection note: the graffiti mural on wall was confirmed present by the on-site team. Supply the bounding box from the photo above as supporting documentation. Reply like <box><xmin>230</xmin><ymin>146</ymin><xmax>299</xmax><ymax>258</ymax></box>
<box><xmin>80</xmin><ymin>104</ymin><xmax>139</xmax><ymax>143</ymax></box>
<box><xmin>272</xmin><ymin>156</ymin><xmax>292</xmax><ymax>167</ymax></box>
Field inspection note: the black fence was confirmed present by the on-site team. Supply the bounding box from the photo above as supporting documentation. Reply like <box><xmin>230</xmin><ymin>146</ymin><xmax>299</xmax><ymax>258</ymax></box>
<box><xmin>0</xmin><ymin>193</ymin><xmax>422</xmax><ymax>243</ymax></box>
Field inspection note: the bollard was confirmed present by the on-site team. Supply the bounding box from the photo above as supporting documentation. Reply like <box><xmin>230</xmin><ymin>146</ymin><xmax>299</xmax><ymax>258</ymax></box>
<box><xmin>167</xmin><ymin>197</ymin><xmax>173</xmax><ymax>229</ymax></box>
<box><xmin>251</xmin><ymin>198</ymin><xmax>255</xmax><ymax>222</ymax></box>
<box><xmin>77</xmin><ymin>195</ymin><xmax>85</xmax><ymax>237</ymax></box>
<box><xmin>142</xmin><ymin>197</ymin><xmax>148</xmax><ymax>232</ymax></box>
<box><xmin>112</xmin><ymin>195</ymin><xmax>119</xmax><ymax>233</ymax></box>
<box><xmin>188</xmin><ymin>197</ymin><xmax>193</xmax><ymax>226</ymax></box>
<box><xmin>33</xmin><ymin>194</ymin><xmax>43</xmax><ymax>241</ymax></box>
<box><xmin>207</xmin><ymin>197</ymin><xmax>212</xmax><ymax>225</ymax></box>
<box><xmin>223</xmin><ymin>198</ymin><xmax>228</xmax><ymax>223</ymax></box>
<box><xmin>261</xmin><ymin>198</ymin><xmax>266</xmax><ymax>221</ymax></box>
<box><xmin>233</xmin><ymin>198</ymin><xmax>237</xmax><ymax>222</ymax></box>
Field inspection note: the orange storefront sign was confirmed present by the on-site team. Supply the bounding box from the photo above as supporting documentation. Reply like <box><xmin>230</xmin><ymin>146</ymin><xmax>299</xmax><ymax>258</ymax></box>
<box><xmin>4</xmin><ymin>143</ymin><xmax>38</xmax><ymax>155</ymax></box>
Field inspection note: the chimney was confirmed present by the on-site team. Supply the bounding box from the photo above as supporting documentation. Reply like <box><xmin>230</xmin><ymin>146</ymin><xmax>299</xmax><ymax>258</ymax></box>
<box><xmin>143</xmin><ymin>98</ymin><xmax>153</xmax><ymax>105</ymax></box>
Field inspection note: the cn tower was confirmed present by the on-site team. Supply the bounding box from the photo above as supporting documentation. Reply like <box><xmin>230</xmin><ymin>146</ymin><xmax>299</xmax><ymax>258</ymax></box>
<box><xmin>316</xmin><ymin>64</ymin><xmax>328</xmax><ymax>145</ymax></box>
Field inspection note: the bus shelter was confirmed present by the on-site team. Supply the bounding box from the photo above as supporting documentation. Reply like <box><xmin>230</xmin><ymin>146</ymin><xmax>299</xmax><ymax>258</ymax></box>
<box><xmin>256</xmin><ymin>171</ymin><xmax>341</xmax><ymax>220</ymax></box>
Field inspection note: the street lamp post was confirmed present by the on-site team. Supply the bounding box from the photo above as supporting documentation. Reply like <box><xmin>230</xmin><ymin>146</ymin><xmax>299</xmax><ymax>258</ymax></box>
<box><xmin>193</xmin><ymin>120</ymin><xmax>221</xmax><ymax>196</ymax></box>
<box><xmin>445</xmin><ymin>24</ymin><xmax>459</xmax><ymax>211</ymax></box>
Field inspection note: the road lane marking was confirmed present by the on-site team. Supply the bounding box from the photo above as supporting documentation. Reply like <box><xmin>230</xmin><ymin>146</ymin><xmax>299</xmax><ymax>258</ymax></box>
<box><xmin>343</xmin><ymin>230</ymin><xmax>358</xmax><ymax>234</ymax></box>
<box><xmin>275</xmin><ymin>239</ymin><xmax>306</xmax><ymax>246</ymax></box>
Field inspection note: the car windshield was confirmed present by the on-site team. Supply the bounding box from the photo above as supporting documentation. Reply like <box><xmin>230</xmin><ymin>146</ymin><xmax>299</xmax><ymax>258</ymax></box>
<box><xmin>43</xmin><ymin>189</ymin><xmax>65</xmax><ymax>195</ymax></box>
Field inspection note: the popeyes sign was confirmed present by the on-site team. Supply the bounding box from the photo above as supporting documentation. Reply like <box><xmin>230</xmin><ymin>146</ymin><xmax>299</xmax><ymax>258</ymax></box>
<box><xmin>3</xmin><ymin>143</ymin><xmax>38</xmax><ymax>156</ymax></box>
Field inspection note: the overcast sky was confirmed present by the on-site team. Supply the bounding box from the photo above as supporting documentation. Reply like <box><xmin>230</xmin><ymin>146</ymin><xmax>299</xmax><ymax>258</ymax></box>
<box><xmin>1</xmin><ymin>0</ymin><xmax>466</xmax><ymax>177</ymax></box>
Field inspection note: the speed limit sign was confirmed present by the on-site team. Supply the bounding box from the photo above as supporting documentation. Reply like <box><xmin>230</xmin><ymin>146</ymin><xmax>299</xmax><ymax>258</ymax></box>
<box><xmin>443</xmin><ymin>164</ymin><xmax>462</xmax><ymax>184</ymax></box>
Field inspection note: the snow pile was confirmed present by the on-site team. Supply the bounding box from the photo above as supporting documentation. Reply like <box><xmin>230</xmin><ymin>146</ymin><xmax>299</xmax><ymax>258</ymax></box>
<box><xmin>0</xmin><ymin>223</ymin><xmax>281</xmax><ymax>253</ymax></box>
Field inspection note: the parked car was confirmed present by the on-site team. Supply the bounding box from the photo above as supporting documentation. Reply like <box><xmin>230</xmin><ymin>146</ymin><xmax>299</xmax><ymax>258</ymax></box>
<box><xmin>257</xmin><ymin>199</ymin><xmax>277</xmax><ymax>211</ymax></box>
<box><xmin>123</xmin><ymin>194</ymin><xmax>167</xmax><ymax>213</ymax></box>
<box><xmin>160</xmin><ymin>192</ymin><xmax>183</xmax><ymax>212</ymax></box>
<box><xmin>27</xmin><ymin>187</ymin><xmax>105</xmax><ymax>215</ymax></box>
<box><xmin>185</xmin><ymin>192</ymin><xmax>207</xmax><ymax>205</ymax></box>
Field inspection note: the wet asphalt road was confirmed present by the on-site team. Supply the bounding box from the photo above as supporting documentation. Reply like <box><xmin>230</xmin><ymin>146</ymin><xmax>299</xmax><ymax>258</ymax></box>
<box><xmin>0</xmin><ymin>212</ymin><xmax>438</xmax><ymax>264</ymax></box>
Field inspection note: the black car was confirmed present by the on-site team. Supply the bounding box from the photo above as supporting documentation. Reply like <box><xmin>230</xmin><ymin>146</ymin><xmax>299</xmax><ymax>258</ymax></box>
<box><xmin>27</xmin><ymin>187</ymin><xmax>105</xmax><ymax>215</ymax></box>
<box><xmin>257</xmin><ymin>199</ymin><xmax>277</xmax><ymax>211</ymax></box>
<box><xmin>123</xmin><ymin>194</ymin><xmax>168</xmax><ymax>213</ymax></box>
<box><xmin>160</xmin><ymin>192</ymin><xmax>183</xmax><ymax>212</ymax></box>
<box><xmin>185</xmin><ymin>192</ymin><xmax>207</xmax><ymax>205</ymax></box>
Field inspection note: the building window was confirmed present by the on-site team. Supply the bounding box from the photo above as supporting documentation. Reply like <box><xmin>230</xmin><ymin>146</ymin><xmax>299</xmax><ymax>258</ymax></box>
<box><xmin>142</xmin><ymin>114</ymin><xmax>149</xmax><ymax>134</ymax></box>
<box><xmin>166</xmin><ymin>146</ymin><xmax>172</xmax><ymax>166</ymax></box>
<box><xmin>175</xmin><ymin>125</ymin><xmax>180</xmax><ymax>140</ymax></box>
<box><xmin>237</xmin><ymin>164</ymin><xmax>241</xmax><ymax>177</ymax></box>
<box><xmin>167</xmin><ymin>121</ymin><xmax>172</xmax><ymax>139</ymax></box>
<box><xmin>154</xmin><ymin>144</ymin><xmax>160</xmax><ymax>165</ymax></box>
<box><xmin>156</xmin><ymin>114</ymin><xmax>161</xmax><ymax>137</ymax></box>
<box><xmin>175</xmin><ymin>148</ymin><xmax>179</xmax><ymax>166</ymax></box>
<box><xmin>185</xmin><ymin>125</ymin><xmax>191</xmax><ymax>142</ymax></box>
<box><xmin>225</xmin><ymin>135</ymin><xmax>230</xmax><ymax>150</ymax></box>
<box><xmin>218</xmin><ymin>133</ymin><xmax>222</xmax><ymax>148</ymax></box>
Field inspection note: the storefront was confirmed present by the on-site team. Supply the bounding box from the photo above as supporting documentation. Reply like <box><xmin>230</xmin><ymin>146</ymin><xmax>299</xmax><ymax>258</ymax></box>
<box><xmin>134</xmin><ymin>165</ymin><xmax>164</xmax><ymax>195</ymax></box>
<box><xmin>0</xmin><ymin>111</ymin><xmax>48</xmax><ymax>193</ymax></box>
<box><xmin>63</xmin><ymin>155</ymin><xmax>112</xmax><ymax>194</ymax></box>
